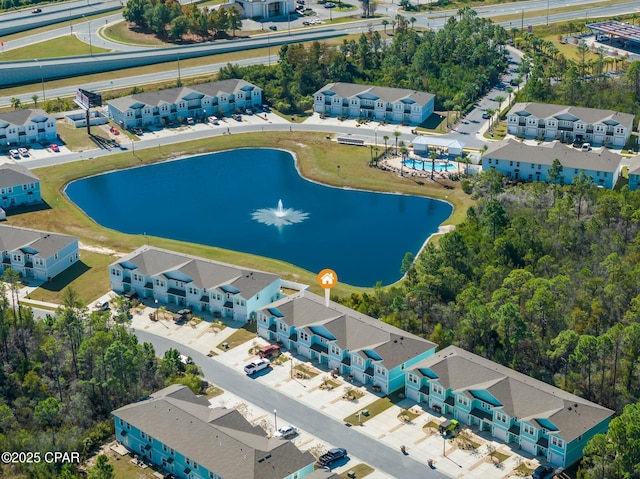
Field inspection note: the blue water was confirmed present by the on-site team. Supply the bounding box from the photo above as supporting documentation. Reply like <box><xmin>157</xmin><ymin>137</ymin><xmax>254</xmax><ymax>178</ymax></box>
<box><xmin>66</xmin><ymin>149</ymin><xmax>453</xmax><ymax>286</ymax></box>
<box><xmin>404</xmin><ymin>160</ymin><xmax>457</xmax><ymax>172</ymax></box>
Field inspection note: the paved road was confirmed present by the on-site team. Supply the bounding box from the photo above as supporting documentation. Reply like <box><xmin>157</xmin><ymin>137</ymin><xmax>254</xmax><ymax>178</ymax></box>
<box><xmin>135</xmin><ymin>330</ymin><xmax>449</xmax><ymax>479</ymax></box>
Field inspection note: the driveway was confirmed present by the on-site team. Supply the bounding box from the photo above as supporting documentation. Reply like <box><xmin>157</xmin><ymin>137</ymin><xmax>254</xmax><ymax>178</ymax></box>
<box><xmin>135</xmin><ymin>330</ymin><xmax>450</xmax><ymax>479</ymax></box>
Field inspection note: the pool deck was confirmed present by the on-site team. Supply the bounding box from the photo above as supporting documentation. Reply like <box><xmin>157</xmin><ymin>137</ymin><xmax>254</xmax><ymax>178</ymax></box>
<box><xmin>381</xmin><ymin>154</ymin><xmax>462</xmax><ymax>180</ymax></box>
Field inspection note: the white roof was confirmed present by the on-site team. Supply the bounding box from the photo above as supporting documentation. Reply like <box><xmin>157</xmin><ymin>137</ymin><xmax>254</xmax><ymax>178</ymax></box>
<box><xmin>413</xmin><ymin>136</ymin><xmax>464</xmax><ymax>149</ymax></box>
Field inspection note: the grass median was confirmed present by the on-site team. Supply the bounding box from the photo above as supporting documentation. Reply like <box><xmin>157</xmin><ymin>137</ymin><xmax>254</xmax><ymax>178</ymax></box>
<box><xmin>10</xmin><ymin>131</ymin><xmax>473</xmax><ymax>302</ymax></box>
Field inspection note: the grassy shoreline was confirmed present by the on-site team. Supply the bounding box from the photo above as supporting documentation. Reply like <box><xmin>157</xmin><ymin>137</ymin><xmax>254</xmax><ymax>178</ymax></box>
<box><xmin>12</xmin><ymin>131</ymin><xmax>473</xmax><ymax>299</ymax></box>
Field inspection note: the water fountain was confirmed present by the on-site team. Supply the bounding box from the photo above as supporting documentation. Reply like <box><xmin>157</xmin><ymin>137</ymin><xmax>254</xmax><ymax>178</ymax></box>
<box><xmin>251</xmin><ymin>199</ymin><xmax>309</xmax><ymax>226</ymax></box>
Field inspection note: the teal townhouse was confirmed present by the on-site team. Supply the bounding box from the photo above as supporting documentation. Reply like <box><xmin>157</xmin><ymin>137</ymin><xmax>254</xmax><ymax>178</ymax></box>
<box><xmin>405</xmin><ymin>346</ymin><xmax>613</xmax><ymax>468</ymax></box>
<box><xmin>0</xmin><ymin>162</ymin><xmax>41</xmax><ymax>210</ymax></box>
<box><xmin>628</xmin><ymin>154</ymin><xmax>640</xmax><ymax>191</ymax></box>
<box><xmin>256</xmin><ymin>290</ymin><xmax>437</xmax><ymax>395</ymax></box>
<box><xmin>483</xmin><ymin>138</ymin><xmax>624</xmax><ymax>189</ymax></box>
<box><xmin>0</xmin><ymin>224</ymin><xmax>79</xmax><ymax>281</ymax></box>
<box><xmin>109</xmin><ymin>246</ymin><xmax>282</xmax><ymax>322</ymax></box>
<box><xmin>112</xmin><ymin>385</ymin><xmax>316</xmax><ymax>479</ymax></box>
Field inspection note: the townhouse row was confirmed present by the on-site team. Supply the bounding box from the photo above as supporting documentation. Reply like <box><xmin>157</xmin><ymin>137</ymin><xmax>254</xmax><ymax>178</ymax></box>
<box><xmin>0</xmin><ymin>109</ymin><xmax>57</xmax><ymax>146</ymax></box>
<box><xmin>109</xmin><ymin>246</ymin><xmax>613</xmax><ymax>470</ymax></box>
<box><xmin>0</xmin><ymin>224</ymin><xmax>79</xmax><ymax>281</ymax></box>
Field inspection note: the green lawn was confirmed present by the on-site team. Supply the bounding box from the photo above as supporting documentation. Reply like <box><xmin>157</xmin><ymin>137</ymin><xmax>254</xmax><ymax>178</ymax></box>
<box><xmin>344</xmin><ymin>396</ymin><xmax>394</xmax><ymax>425</ymax></box>
<box><xmin>103</xmin><ymin>21</ymin><xmax>171</xmax><ymax>47</ymax></box>
<box><xmin>0</xmin><ymin>35</ymin><xmax>111</xmax><ymax>61</ymax></box>
<box><xmin>26</xmin><ymin>251</ymin><xmax>115</xmax><ymax>306</ymax></box>
<box><xmin>339</xmin><ymin>464</ymin><xmax>374</xmax><ymax>478</ymax></box>
<box><xmin>216</xmin><ymin>324</ymin><xmax>257</xmax><ymax>351</ymax></box>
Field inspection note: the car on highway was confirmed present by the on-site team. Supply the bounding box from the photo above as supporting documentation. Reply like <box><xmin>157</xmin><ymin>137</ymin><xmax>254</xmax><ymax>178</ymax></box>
<box><xmin>325</xmin><ymin>2</ymin><xmax>336</xmax><ymax>7</ymax></box>
<box><xmin>31</xmin><ymin>8</ymin><xmax>42</xmax><ymax>13</ymax></box>
<box><xmin>532</xmin><ymin>465</ymin><xmax>554</xmax><ymax>479</ymax></box>
<box><xmin>269</xmin><ymin>25</ymin><xmax>277</xmax><ymax>31</ymax></box>
<box><xmin>317</xmin><ymin>447</ymin><xmax>348</xmax><ymax>466</ymax></box>
<box><xmin>274</xmin><ymin>425</ymin><xmax>298</xmax><ymax>438</ymax></box>
<box><xmin>244</xmin><ymin>358</ymin><xmax>270</xmax><ymax>375</ymax></box>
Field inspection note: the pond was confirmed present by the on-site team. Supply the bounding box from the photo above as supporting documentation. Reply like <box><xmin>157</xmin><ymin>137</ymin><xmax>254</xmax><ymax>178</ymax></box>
<box><xmin>65</xmin><ymin>149</ymin><xmax>453</xmax><ymax>287</ymax></box>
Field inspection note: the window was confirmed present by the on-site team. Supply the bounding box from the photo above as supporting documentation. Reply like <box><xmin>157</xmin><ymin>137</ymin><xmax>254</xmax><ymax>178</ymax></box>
<box><xmin>408</xmin><ymin>374</ymin><xmax>418</xmax><ymax>384</ymax></box>
<box><xmin>353</xmin><ymin>355</ymin><xmax>363</xmax><ymax>366</ymax></box>
<box><xmin>488</xmin><ymin>159</ymin><xmax>492</xmax><ymax>164</ymax></box>
<box><xmin>375</xmin><ymin>366</ymin><xmax>386</xmax><ymax>376</ymax></box>
<box><xmin>186</xmin><ymin>458</ymin><xmax>191</xmax><ymax>465</ymax></box>
<box><xmin>509</xmin><ymin>161</ymin><xmax>513</xmax><ymax>166</ymax></box>
<box><xmin>432</xmin><ymin>384</ymin><xmax>444</xmax><ymax>395</ymax></box>
<box><xmin>523</xmin><ymin>423</ymin><xmax>536</xmax><ymax>436</ymax></box>
<box><xmin>457</xmin><ymin>395</ymin><xmax>469</xmax><ymax>407</ymax></box>
<box><xmin>141</xmin><ymin>432</ymin><xmax>146</xmax><ymax>439</ymax></box>
<box><xmin>551</xmin><ymin>436</ymin><xmax>564</xmax><ymax>448</ymax></box>
<box><xmin>330</xmin><ymin>344</ymin><xmax>340</xmax><ymax>355</ymax></box>
<box><xmin>299</xmin><ymin>331</ymin><xmax>309</xmax><ymax>342</ymax></box>
<box><xmin>495</xmin><ymin>411</ymin><xmax>508</xmax><ymax>423</ymax></box>
<box><xmin>155</xmin><ymin>279</ymin><xmax>164</xmax><ymax>287</ymax></box>
<box><xmin>54</xmin><ymin>253</ymin><xmax>58</xmax><ymax>260</ymax></box>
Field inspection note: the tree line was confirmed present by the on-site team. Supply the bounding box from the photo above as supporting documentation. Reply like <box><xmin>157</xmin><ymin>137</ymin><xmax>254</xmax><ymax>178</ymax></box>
<box><xmin>123</xmin><ymin>0</ymin><xmax>242</xmax><ymax>42</ymax></box>
<box><xmin>218</xmin><ymin>7</ymin><xmax>509</xmax><ymax>114</ymax></box>
<box><xmin>334</xmin><ymin>171</ymin><xmax>640</xmax><ymax>477</ymax></box>
<box><xmin>0</xmin><ymin>271</ymin><xmax>204</xmax><ymax>478</ymax></box>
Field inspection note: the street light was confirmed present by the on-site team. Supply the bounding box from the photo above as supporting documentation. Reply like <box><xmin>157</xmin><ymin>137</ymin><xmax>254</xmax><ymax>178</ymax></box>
<box><xmin>546</xmin><ymin>0</ymin><xmax>549</xmax><ymax>25</ymax></box>
<box><xmin>274</xmin><ymin>409</ymin><xmax>278</xmax><ymax>433</ymax></box>
<box><xmin>34</xmin><ymin>58</ymin><xmax>46</xmax><ymax>101</ymax></box>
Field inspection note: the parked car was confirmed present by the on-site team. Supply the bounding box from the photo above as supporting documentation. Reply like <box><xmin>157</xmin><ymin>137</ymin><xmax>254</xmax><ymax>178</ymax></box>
<box><xmin>481</xmin><ymin>112</ymin><xmax>491</xmax><ymax>119</ymax></box>
<box><xmin>133</xmin><ymin>128</ymin><xmax>143</xmax><ymax>135</ymax></box>
<box><xmin>439</xmin><ymin>419</ymin><xmax>459</xmax><ymax>436</ymax></box>
<box><xmin>325</xmin><ymin>2</ymin><xmax>336</xmax><ymax>7</ymax></box>
<box><xmin>581</xmin><ymin>142</ymin><xmax>591</xmax><ymax>151</ymax></box>
<box><xmin>10</xmin><ymin>149</ymin><xmax>20</xmax><ymax>159</ymax></box>
<box><xmin>302</xmin><ymin>20</ymin><xmax>311</xmax><ymax>25</ymax></box>
<box><xmin>244</xmin><ymin>358</ymin><xmax>270</xmax><ymax>375</ymax></box>
<box><xmin>186</xmin><ymin>117</ymin><xmax>195</xmax><ymax>125</ymax></box>
<box><xmin>32</xmin><ymin>8</ymin><xmax>42</xmax><ymax>13</ymax></box>
<box><xmin>532</xmin><ymin>465</ymin><xmax>554</xmax><ymax>479</ymax></box>
<box><xmin>49</xmin><ymin>144</ymin><xmax>60</xmax><ymax>152</ymax></box>
<box><xmin>274</xmin><ymin>425</ymin><xmax>297</xmax><ymax>438</ymax></box>
<box><xmin>258</xmin><ymin>344</ymin><xmax>281</xmax><ymax>359</ymax></box>
<box><xmin>317</xmin><ymin>447</ymin><xmax>348</xmax><ymax>466</ymax></box>
<box><xmin>18</xmin><ymin>147</ymin><xmax>29</xmax><ymax>157</ymax></box>
<box><xmin>245</xmin><ymin>108</ymin><xmax>253</xmax><ymax>115</ymax></box>
<box><xmin>208</xmin><ymin>116</ymin><xmax>219</xmax><ymax>125</ymax></box>
<box><xmin>269</xmin><ymin>25</ymin><xmax>278</xmax><ymax>31</ymax></box>
<box><xmin>262</xmin><ymin>105</ymin><xmax>271</xmax><ymax>113</ymax></box>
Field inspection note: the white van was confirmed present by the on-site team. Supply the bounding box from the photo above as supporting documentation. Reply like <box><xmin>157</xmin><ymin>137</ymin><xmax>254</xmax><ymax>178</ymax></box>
<box><xmin>581</xmin><ymin>143</ymin><xmax>591</xmax><ymax>151</ymax></box>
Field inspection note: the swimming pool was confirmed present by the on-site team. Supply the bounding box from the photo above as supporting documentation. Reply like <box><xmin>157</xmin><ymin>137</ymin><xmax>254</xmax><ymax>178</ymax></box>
<box><xmin>403</xmin><ymin>159</ymin><xmax>457</xmax><ymax>172</ymax></box>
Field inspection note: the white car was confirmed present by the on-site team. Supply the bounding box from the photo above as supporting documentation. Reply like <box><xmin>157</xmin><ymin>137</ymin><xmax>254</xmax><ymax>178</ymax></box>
<box><xmin>274</xmin><ymin>425</ymin><xmax>298</xmax><ymax>439</ymax></box>
<box><xmin>244</xmin><ymin>358</ymin><xmax>270</xmax><ymax>375</ymax></box>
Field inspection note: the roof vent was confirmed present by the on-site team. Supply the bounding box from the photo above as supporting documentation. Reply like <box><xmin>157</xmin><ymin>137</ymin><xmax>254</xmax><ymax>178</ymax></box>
<box><xmin>265</xmin><ymin>454</ymin><xmax>271</xmax><ymax>459</ymax></box>
<box><xmin>258</xmin><ymin>458</ymin><xmax>264</xmax><ymax>463</ymax></box>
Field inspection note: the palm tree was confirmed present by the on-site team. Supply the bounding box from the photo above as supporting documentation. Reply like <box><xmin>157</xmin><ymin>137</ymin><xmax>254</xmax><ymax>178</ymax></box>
<box><xmin>10</xmin><ymin>97</ymin><xmax>21</xmax><ymax>110</ymax></box>
<box><xmin>32</xmin><ymin>94</ymin><xmax>39</xmax><ymax>108</ymax></box>
<box><xmin>391</xmin><ymin>20</ymin><xmax>396</xmax><ymax>34</ymax></box>
<box><xmin>393</xmin><ymin>130</ymin><xmax>401</xmax><ymax>155</ymax></box>
<box><xmin>486</xmin><ymin>108</ymin><xmax>497</xmax><ymax>132</ymax></box>
<box><xmin>382</xmin><ymin>19</ymin><xmax>389</xmax><ymax>35</ymax></box>
<box><xmin>409</xmin><ymin>17</ymin><xmax>416</xmax><ymax>29</ymax></box>
<box><xmin>383</xmin><ymin>135</ymin><xmax>389</xmax><ymax>156</ymax></box>
<box><xmin>505</xmin><ymin>86</ymin><xmax>514</xmax><ymax>105</ymax></box>
<box><xmin>494</xmin><ymin>95</ymin><xmax>505</xmax><ymax>114</ymax></box>
<box><xmin>429</xmin><ymin>150</ymin><xmax>437</xmax><ymax>180</ymax></box>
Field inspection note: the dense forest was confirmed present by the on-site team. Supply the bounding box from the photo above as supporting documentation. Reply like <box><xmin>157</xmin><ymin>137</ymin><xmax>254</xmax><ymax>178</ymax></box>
<box><xmin>0</xmin><ymin>277</ymin><xmax>203</xmax><ymax>478</ymax></box>
<box><xmin>218</xmin><ymin>7</ymin><xmax>509</xmax><ymax>113</ymax></box>
<box><xmin>334</xmin><ymin>172</ymin><xmax>640</xmax><ymax>477</ymax></box>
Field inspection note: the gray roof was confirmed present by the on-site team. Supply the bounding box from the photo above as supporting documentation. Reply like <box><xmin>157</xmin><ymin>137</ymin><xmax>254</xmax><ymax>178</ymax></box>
<box><xmin>260</xmin><ymin>290</ymin><xmax>436</xmax><ymax>369</ymax></box>
<box><xmin>316</xmin><ymin>82</ymin><xmax>434</xmax><ymax>106</ymax></box>
<box><xmin>0</xmin><ymin>163</ymin><xmax>40</xmax><ymax>189</ymax></box>
<box><xmin>411</xmin><ymin>346</ymin><xmax>613</xmax><ymax>442</ymax></box>
<box><xmin>113</xmin><ymin>246</ymin><xmax>279</xmax><ymax>298</ymax></box>
<box><xmin>507</xmin><ymin>102</ymin><xmax>635</xmax><ymax>127</ymax></box>
<box><xmin>0</xmin><ymin>224</ymin><xmax>77</xmax><ymax>259</ymax></box>
<box><xmin>627</xmin><ymin>154</ymin><xmax>640</xmax><ymax>176</ymax></box>
<box><xmin>112</xmin><ymin>385</ymin><xmax>314</xmax><ymax>479</ymax></box>
<box><xmin>483</xmin><ymin>139</ymin><xmax>623</xmax><ymax>173</ymax></box>
<box><xmin>0</xmin><ymin>109</ymin><xmax>52</xmax><ymax>126</ymax></box>
<box><xmin>107</xmin><ymin>79</ymin><xmax>259</xmax><ymax>111</ymax></box>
